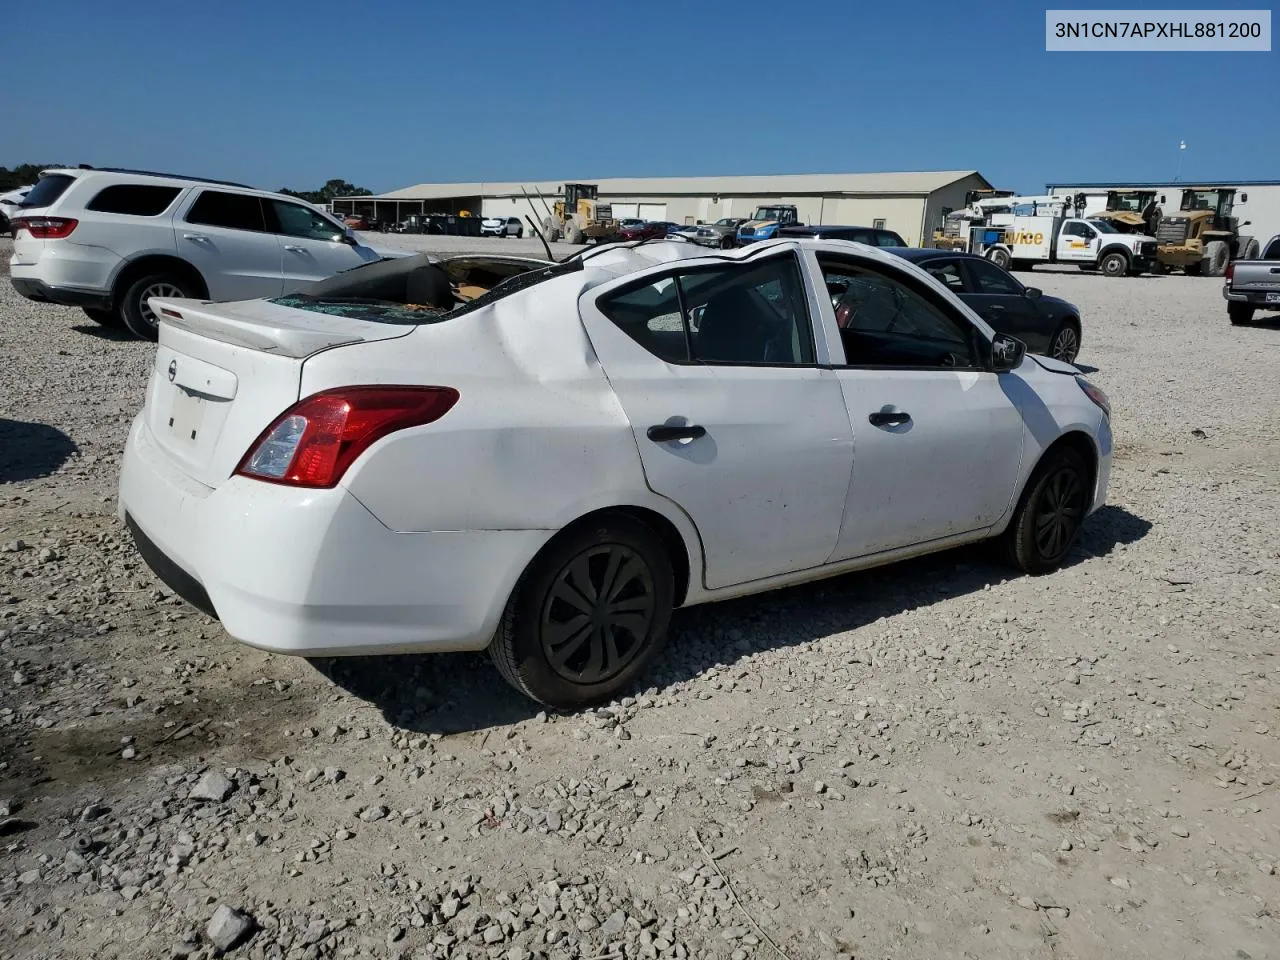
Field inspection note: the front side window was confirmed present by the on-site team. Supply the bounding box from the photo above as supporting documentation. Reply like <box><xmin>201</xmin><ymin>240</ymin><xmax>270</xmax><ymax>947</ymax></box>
<box><xmin>187</xmin><ymin>191</ymin><xmax>266</xmax><ymax>232</ymax></box>
<box><xmin>820</xmin><ymin>256</ymin><xmax>980</xmax><ymax>369</ymax></box>
<box><xmin>86</xmin><ymin>184</ymin><xmax>181</xmax><ymax>217</ymax></box>
<box><xmin>921</xmin><ymin>259</ymin><xmax>966</xmax><ymax>292</ymax></box>
<box><xmin>599</xmin><ymin>254</ymin><xmax>816</xmax><ymax>366</ymax></box>
<box><xmin>965</xmin><ymin>257</ymin><xmax>1022</xmax><ymax>295</ymax></box>
<box><xmin>269</xmin><ymin>199</ymin><xmax>346</xmax><ymax>241</ymax></box>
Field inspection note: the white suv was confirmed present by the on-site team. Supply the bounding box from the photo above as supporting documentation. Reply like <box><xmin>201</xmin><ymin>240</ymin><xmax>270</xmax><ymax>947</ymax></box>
<box><xmin>9</xmin><ymin>167</ymin><xmax>383</xmax><ymax>339</ymax></box>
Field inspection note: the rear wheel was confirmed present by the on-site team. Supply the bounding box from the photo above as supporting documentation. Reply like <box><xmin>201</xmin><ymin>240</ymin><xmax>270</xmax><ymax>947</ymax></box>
<box><xmin>83</xmin><ymin>306</ymin><xmax>122</xmax><ymax>328</ymax></box>
<box><xmin>1228</xmin><ymin>302</ymin><xmax>1254</xmax><ymax>326</ymax></box>
<box><xmin>988</xmin><ymin>248</ymin><xmax>1012</xmax><ymax>270</ymax></box>
<box><xmin>1099</xmin><ymin>251</ymin><xmax>1128</xmax><ymax>277</ymax></box>
<box><xmin>489</xmin><ymin>516</ymin><xmax>675</xmax><ymax>709</ymax></box>
<box><xmin>1049</xmin><ymin>321</ymin><xmax>1081</xmax><ymax>363</ymax></box>
<box><xmin>1239</xmin><ymin>238</ymin><xmax>1260</xmax><ymax>261</ymax></box>
<box><xmin>120</xmin><ymin>273</ymin><xmax>191</xmax><ymax>341</ymax></box>
<box><xmin>1001</xmin><ymin>445</ymin><xmax>1090</xmax><ymax>574</ymax></box>
<box><xmin>719</xmin><ymin>235</ymin><xmax>734</xmax><ymax>249</ymax></box>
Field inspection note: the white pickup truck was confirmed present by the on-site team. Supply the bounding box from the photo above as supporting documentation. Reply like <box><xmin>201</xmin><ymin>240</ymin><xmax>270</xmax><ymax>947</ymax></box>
<box><xmin>977</xmin><ymin>214</ymin><xmax>1160</xmax><ymax>277</ymax></box>
<box><xmin>1223</xmin><ymin>234</ymin><xmax>1280</xmax><ymax>325</ymax></box>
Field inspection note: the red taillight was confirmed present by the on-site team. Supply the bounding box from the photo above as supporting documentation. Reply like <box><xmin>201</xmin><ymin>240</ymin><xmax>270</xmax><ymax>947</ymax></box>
<box><xmin>235</xmin><ymin>386</ymin><xmax>459</xmax><ymax>488</ymax></box>
<box><xmin>1225</xmin><ymin>262</ymin><xmax>1235</xmax><ymax>282</ymax></box>
<box><xmin>13</xmin><ymin>216</ymin><xmax>78</xmax><ymax>239</ymax></box>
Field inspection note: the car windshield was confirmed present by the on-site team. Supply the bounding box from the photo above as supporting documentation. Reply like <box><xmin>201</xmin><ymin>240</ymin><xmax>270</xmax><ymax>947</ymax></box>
<box><xmin>1181</xmin><ymin>190</ymin><xmax>1223</xmax><ymax>211</ymax></box>
<box><xmin>753</xmin><ymin>208</ymin><xmax>787</xmax><ymax>220</ymax></box>
<box><xmin>1087</xmin><ymin>219</ymin><xmax>1119</xmax><ymax>234</ymax></box>
<box><xmin>715</xmin><ymin>218</ymin><xmax>736</xmax><ymax>226</ymax></box>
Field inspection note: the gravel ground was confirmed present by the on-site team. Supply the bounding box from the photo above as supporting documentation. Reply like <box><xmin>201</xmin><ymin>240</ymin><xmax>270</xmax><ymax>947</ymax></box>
<box><xmin>1</xmin><ymin>236</ymin><xmax>1278</xmax><ymax>960</ymax></box>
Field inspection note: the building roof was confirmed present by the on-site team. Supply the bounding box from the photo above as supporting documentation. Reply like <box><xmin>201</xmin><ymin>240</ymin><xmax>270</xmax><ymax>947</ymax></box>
<box><xmin>370</xmin><ymin>170</ymin><xmax>989</xmax><ymax>201</ymax></box>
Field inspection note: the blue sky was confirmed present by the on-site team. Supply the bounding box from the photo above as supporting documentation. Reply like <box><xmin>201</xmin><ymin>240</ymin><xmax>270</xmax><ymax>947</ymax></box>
<box><xmin>8</xmin><ymin>0</ymin><xmax>1277</xmax><ymax>194</ymax></box>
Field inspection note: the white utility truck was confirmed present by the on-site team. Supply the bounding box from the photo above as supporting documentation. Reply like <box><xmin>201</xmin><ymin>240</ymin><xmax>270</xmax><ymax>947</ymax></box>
<box><xmin>945</xmin><ymin>194</ymin><xmax>1160</xmax><ymax>277</ymax></box>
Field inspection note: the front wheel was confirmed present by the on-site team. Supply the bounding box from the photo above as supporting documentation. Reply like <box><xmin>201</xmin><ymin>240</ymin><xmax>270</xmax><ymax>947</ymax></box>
<box><xmin>489</xmin><ymin>516</ymin><xmax>675</xmax><ymax>709</ymax></box>
<box><xmin>1099</xmin><ymin>252</ymin><xmax>1128</xmax><ymax>277</ymax></box>
<box><xmin>120</xmin><ymin>274</ymin><xmax>192</xmax><ymax>341</ymax></box>
<box><xmin>1001</xmin><ymin>445</ymin><xmax>1090</xmax><ymax>574</ymax></box>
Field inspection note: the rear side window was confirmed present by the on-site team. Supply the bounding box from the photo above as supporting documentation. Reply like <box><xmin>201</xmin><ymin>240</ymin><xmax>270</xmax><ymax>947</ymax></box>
<box><xmin>875</xmin><ymin>230</ymin><xmax>905</xmax><ymax>247</ymax></box>
<box><xmin>599</xmin><ymin>253</ymin><xmax>816</xmax><ymax>366</ymax></box>
<box><xmin>186</xmin><ymin>190</ymin><xmax>266</xmax><ymax>232</ymax></box>
<box><xmin>20</xmin><ymin>174</ymin><xmax>76</xmax><ymax>209</ymax></box>
<box><xmin>86</xmin><ymin>184</ymin><xmax>181</xmax><ymax>217</ymax></box>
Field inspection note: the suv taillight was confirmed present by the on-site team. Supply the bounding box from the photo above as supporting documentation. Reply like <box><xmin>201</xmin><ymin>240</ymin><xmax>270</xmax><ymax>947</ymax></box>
<box><xmin>1225</xmin><ymin>261</ymin><xmax>1234</xmax><ymax>282</ymax></box>
<box><xmin>13</xmin><ymin>216</ymin><xmax>78</xmax><ymax>239</ymax></box>
<box><xmin>235</xmin><ymin>386</ymin><xmax>459</xmax><ymax>488</ymax></box>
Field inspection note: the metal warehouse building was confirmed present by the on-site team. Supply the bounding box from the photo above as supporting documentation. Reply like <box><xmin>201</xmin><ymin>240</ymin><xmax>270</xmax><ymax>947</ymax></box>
<box><xmin>334</xmin><ymin>170</ymin><xmax>993</xmax><ymax>247</ymax></box>
<box><xmin>1046</xmin><ymin>179</ymin><xmax>1280</xmax><ymax>249</ymax></box>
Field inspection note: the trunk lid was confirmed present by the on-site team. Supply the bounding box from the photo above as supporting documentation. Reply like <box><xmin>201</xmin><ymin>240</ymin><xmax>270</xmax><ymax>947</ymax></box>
<box><xmin>144</xmin><ymin>296</ymin><xmax>415</xmax><ymax>489</ymax></box>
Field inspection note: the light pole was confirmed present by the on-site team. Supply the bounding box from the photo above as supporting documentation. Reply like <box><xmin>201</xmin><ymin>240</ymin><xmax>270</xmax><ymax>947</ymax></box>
<box><xmin>1175</xmin><ymin>140</ymin><xmax>1186</xmax><ymax>182</ymax></box>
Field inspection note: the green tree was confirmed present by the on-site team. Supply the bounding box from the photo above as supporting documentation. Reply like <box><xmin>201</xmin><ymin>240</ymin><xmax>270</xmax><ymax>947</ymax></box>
<box><xmin>278</xmin><ymin>179</ymin><xmax>373</xmax><ymax>205</ymax></box>
<box><xmin>0</xmin><ymin>164</ymin><xmax>60</xmax><ymax>192</ymax></box>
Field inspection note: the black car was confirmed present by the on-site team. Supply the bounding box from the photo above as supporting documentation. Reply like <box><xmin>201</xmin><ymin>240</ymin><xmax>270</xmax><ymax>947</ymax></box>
<box><xmin>778</xmin><ymin>224</ymin><xmax>907</xmax><ymax>247</ymax></box>
<box><xmin>882</xmin><ymin>248</ymin><xmax>1082</xmax><ymax>363</ymax></box>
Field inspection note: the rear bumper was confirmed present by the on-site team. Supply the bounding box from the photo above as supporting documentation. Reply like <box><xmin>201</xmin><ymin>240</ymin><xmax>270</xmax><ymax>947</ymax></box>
<box><xmin>10</xmin><ymin>276</ymin><xmax>112</xmax><ymax>310</ymax></box>
<box><xmin>1224</xmin><ymin>287</ymin><xmax>1280</xmax><ymax>306</ymax></box>
<box><xmin>118</xmin><ymin>415</ymin><xmax>550</xmax><ymax>657</ymax></box>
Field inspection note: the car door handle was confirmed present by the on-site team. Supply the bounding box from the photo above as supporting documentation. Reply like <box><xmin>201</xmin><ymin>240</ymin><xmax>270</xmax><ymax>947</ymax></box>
<box><xmin>182</xmin><ymin>233</ymin><xmax>209</xmax><ymax>242</ymax></box>
<box><xmin>986</xmin><ymin>304</ymin><xmax>1006</xmax><ymax>311</ymax></box>
<box><xmin>868</xmin><ymin>411</ymin><xmax>911</xmax><ymax>427</ymax></box>
<box><xmin>283</xmin><ymin>244</ymin><xmax>306</xmax><ymax>253</ymax></box>
<box><xmin>647</xmin><ymin>424</ymin><xmax>706</xmax><ymax>443</ymax></box>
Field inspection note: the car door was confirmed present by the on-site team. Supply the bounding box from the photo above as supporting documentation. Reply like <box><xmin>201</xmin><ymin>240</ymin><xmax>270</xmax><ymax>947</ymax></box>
<box><xmin>177</xmin><ymin>190</ymin><xmax>283</xmax><ymax>300</ymax></box>
<box><xmin>1056</xmin><ymin>221</ymin><xmax>1098</xmax><ymax>262</ymax></box>
<box><xmin>580</xmin><ymin>250</ymin><xmax>855</xmax><ymax>590</ymax></box>
<box><xmin>955</xmin><ymin>256</ymin><xmax>1044</xmax><ymax>346</ymax></box>
<box><xmin>267</xmin><ymin>198</ymin><xmax>379</xmax><ymax>292</ymax></box>
<box><xmin>810</xmin><ymin>248</ymin><xmax>1025</xmax><ymax>560</ymax></box>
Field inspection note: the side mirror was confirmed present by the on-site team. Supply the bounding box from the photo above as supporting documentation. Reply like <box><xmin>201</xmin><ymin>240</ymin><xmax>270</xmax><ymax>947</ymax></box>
<box><xmin>990</xmin><ymin>333</ymin><xmax>1026</xmax><ymax>373</ymax></box>
<box><xmin>1025</xmin><ymin>286</ymin><xmax>1042</xmax><ymax>300</ymax></box>
<box><xmin>1160</xmin><ymin>195</ymin><xmax>1166</xmax><ymax>204</ymax></box>
<box><xmin>1240</xmin><ymin>193</ymin><xmax>1248</xmax><ymax>202</ymax></box>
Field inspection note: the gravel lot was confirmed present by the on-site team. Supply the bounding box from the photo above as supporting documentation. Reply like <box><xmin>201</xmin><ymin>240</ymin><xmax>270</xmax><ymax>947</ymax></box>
<box><xmin>1</xmin><ymin>235</ymin><xmax>1278</xmax><ymax>960</ymax></box>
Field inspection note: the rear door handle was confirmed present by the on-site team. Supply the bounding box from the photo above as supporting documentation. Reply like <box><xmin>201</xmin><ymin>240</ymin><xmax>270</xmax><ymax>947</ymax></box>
<box><xmin>868</xmin><ymin>411</ymin><xmax>911</xmax><ymax>427</ymax></box>
<box><xmin>986</xmin><ymin>304</ymin><xmax>1006</xmax><ymax>311</ymax></box>
<box><xmin>283</xmin><ymin>244</ymin><xmax>306</xmax><ymax>253</ymax></box>
<box><xmin>647</xmin><ymin>424</ymin><xmax>706</xmax><ymax>443</ymax></box>
<box><xmin>182</xmin><ymin>233</ymin><xmax>209</xmax><ymax>242</ymax></box>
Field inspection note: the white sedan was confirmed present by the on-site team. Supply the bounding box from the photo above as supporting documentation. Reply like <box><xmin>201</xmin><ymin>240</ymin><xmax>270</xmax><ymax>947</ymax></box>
<box><xmin>118</xmin><ymin>239</ymin><xmax>1112</xmax><ymax>708</ymax></box>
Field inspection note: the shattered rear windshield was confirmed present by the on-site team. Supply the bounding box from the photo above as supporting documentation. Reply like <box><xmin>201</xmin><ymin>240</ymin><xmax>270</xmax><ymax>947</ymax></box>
<box><xmin>269</xmin><ymin>255</ymin><xmax>582</xmax><ymax>325</ymax></box>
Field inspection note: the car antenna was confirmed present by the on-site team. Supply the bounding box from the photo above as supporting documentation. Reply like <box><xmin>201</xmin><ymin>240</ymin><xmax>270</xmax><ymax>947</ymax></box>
<box><xmin>523</xmin><ymin>215</ymin><xmax>555</xmax><ymax>261</ymax></box>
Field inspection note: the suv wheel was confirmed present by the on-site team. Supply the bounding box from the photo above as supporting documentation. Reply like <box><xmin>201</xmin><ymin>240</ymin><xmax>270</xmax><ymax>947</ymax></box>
<box><xmin>121</xmin><ymin>274</ymin><xmax>189</xmax><ymax>341</ymax></box>
<box><xmin>83</xmin><ymin>307</ymin><xmax>122</xmax><ymax>328</ymax></box>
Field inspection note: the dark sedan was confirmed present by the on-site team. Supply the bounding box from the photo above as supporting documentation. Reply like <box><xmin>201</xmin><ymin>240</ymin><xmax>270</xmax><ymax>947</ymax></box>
<box><xmin>883</xmin><ymin>248</ymin><xmax>1082</xmax><ymax>363</ymax></box>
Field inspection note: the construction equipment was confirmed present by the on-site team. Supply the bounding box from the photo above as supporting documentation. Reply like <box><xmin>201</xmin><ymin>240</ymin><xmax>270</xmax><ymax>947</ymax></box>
<box><xmin>1091</xmin><ymin>190</ymin><xmax>1164</xmax><ymax>236</ymax></box>
<box><xmin>533</xmin><ymin>183</ymin><xmax>620</xmax><ymax>245</ymax></box>
<box><xmin>933</xmin><ymin>194</ymin><xmax>1086</xmax><ymax>253</ymax></box>
<box><xmin>1152</xmin><ymin>187</ymin><xmax>1258</xmax><ymax>276</ymax></box>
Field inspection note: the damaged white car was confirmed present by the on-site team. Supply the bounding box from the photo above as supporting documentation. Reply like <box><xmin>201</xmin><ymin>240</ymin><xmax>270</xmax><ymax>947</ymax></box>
<box><xmin>118</xmin><ymin>238</ymin><xmax>1112</xmax><ymax>707</ymax></box>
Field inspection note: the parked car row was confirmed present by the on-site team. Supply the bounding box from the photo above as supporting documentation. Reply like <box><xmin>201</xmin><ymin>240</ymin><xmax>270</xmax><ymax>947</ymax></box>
<box><xmin>118</xmin><ymin>236</ymin><xmax>1112</xmax><ymax>707</ymax></box>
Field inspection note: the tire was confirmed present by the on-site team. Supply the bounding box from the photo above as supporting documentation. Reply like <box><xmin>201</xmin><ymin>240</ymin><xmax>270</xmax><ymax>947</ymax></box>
<box><xmin>566</xmin><ymin>224</ymin><xmax>585</xmax><ymax>245</ymax></box>
<box><xmin>488</xmin><ymin>515</ymin><xmax>675</xmax><ymax>709</ymax></box>
<box><xmin>1049</xmin><ymin>321</ymin><xmax>1081</xmax><ymax>363</ymax></box>
<box><xmin>1228</xmin><ymin>302</ymin><xmax>1255</xmax><ymax>326</ymax></box>
<box><xmin>83</xmin><ymin>306</ymin><xmax>122</xmax><ymax>328</ymax></box>
<box><xmin>719</xmin><ymin>236</ymin><xmax>734</xmax><ymax>249</ymax></box>
<box><xmin>988</xmin><ymin>248</ymin><xmax>1012</xmax><ymax>270</ymax></box>
<box><xmin>1203</xmin><ymin>240</ymin><xmax>1229</xmax><ymax>277</ymax></box>
<box><xmin>1001</xmin><ymin>444</ymin><xmax>1090</xmax><ymax>575</ymax></box>
<box><xmin>516</xmin><ymin>228</ymin><xmax>523</xmax><ymax>239</ymax></box>
<box><xmin>1147</xmin><ymin>261</ymin><xmax>1165</xmax><ymax>276</ymax></box>
<box><xmin>1239</xmin><ymin>238</ymin><xmax>1260</xmax><ymax>261</ymax></box>
<box><xmin>119</xmin><ymin>272</ymin><xmax>192</xmax><ymax>341</ymax></box>
<box><xmin>1099</xmin><ymin>251</ymin><xmax>1128</xmax><ymax>277</ymax></box>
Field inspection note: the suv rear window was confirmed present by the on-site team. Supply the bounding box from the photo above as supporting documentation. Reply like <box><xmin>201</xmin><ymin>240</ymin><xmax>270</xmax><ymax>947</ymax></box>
<box><xmin>20</xmin><ymin>174</ymin><xmax>76</xmax><ymax>209</ymax></box>
<box><xmin>186</xmin><ymin>190</ymin><xmax>266</xmax><ymax>231</ymax></box>
<box><xmin>86</xmin><ymin>184</ymin><xmax>181</xmax><ymax>217</ymax></box>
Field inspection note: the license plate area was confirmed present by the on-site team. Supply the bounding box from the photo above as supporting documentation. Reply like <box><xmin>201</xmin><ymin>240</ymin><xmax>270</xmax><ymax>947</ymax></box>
<box><xmin>167</xmin><ymin>387</ymin><xmax>208</xmax><ymax>445</ymax></box>
<box><xmin>1265</xmin><ymin>292</ymin><xmax>1280</xmax><ymax>304</ymax></box>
